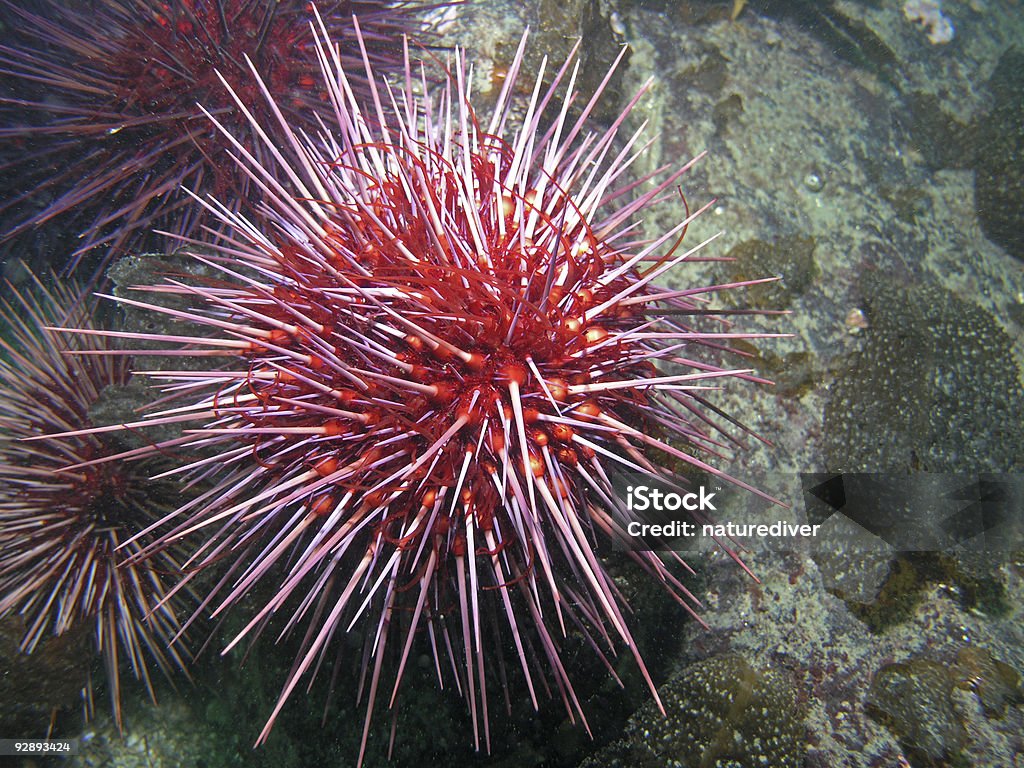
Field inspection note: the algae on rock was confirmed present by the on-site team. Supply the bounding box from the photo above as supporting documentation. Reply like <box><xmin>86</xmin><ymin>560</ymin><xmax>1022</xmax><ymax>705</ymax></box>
<box><xmin>578</xmin><ymin>654</ymin><xmax>806</xmax><ymax>768</ymax></box>
<box><xmin>824</xmin><ymin>274</ymin><xmax>1024</xmax><ymax>473</ymax></box>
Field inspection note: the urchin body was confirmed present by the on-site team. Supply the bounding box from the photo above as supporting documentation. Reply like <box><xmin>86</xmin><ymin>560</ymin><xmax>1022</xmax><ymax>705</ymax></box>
<box><xmin>61</xmin><ymin>11</ymin><xmax>783</xmax><ymax>763</ymax></box>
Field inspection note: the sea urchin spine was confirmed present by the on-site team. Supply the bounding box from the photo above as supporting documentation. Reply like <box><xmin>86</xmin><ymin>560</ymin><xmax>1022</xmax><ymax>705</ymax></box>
<box><xmin>51</xmin><ymin>11</ymin><xmax>785</xmax><ymax>762</ymax></box>
<box><xmin>0</xmin><ymin>0</ymin><xmax>448</xmax><ymax>272</ymax></box>
<box><xmin>0</xmin><ymin>272</ymin><xmax>191</xmax><ymax>729</ymax></box>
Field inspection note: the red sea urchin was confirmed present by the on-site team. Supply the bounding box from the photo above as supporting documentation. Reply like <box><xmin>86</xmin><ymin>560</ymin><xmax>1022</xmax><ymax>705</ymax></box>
<box><xmin>57</xmin><ymin>13</ymin><xmax>785</xmax><ymax>763</ymax></box>
<box><xmin>0</xmin><ymin>273</ymin><xmax>191</xmax><ymax>729</ymax></box>
<box><xmin>0</xmin><ymin>0</ymin><xmax>446</xmax><ymax>272</ymax></box>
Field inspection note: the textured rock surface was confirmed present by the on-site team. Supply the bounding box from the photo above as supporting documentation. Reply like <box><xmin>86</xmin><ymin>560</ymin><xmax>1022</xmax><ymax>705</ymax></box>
<box><xmin>578</xmin><ymin>654</ymin><xmax>806</xmax><ymax>768</ymax></box>
<box><xmin>975</xmin><ymin>48</ymin><xmax>1024</xmax><ymax>261</ymax></box>
<box><xmin>867</xmin><ymin>658</ymin><xmax>967</xmax><ymax>762</ymax></box>
<box><xmin>824</xmin><ymin>273</ymin><xmax>1024</xmax><ymax>473</ymax></box>
<box><xmin>718</xmin><ymin>235</ymin><xmax>819</xmax><ymax>309</ymax></box>
<box><xmin>867</xmin><ymin>649</ymin><xmax>1023</xmax><ymax>765</ymax></box>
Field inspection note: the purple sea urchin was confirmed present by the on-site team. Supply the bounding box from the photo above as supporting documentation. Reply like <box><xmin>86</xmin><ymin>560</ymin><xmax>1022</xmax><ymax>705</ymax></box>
<box><xmin>0</xmin><ymin>272</ymin><xmax>191</xmax><ymax>729</ymax></box>
<box><xmin>0</xmin><ymin>0</ymin><xmax>446</xmax><ymax>272</ymax></box>
<box><xmin>53</xmin><ymin>13</ymin><xmax>785</xmax><ymax>763</ymax></box>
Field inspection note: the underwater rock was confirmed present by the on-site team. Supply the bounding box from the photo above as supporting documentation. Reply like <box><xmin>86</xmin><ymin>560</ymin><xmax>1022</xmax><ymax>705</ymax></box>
<box><xmin>718</xmin><ymin>235</ymin><xmax>818</xmax><ymax>310</ymax></box>
<box><xmin>629</xmin><ymin>0</ymin><xmax>900</xmax><ymax>76</ymax></box>
<box><xmin>69</xmin><ymin>697</ymin><xmax>229</xmax><ymax>768</ymax></box>
<box><xmin>526</xmin><ymin>0</ymin><xmax>627</xmax><ymax>123</ymax></box>
<box><xmin>812</xmin><ymin>515</ymin><xmax>894</xmax><ymax>606</ymax></box>
<box><xmin>904</xmin><ymin>91</ymin><xmax>972</xmax><ymax>171</ymax></box>
<box><xmin>867</xmin><ymin>658</ymin><xmax>967</xmax><ymax>763</ymax></box>
<box><xmin>577</xmin><ymin>654</ymin><xmax>806</xmax><ymax>767</ymax></box>
<box><xmin>823</xmin><ymin>273</ymin><xmax>1024</xmax><ymax>473</ymax></box>
<box><xmin>0</xmin><ymin>616</ymin><xmax>90</xmax><ymax>733</ymax></box>
<box><xmin>954</xmin><ymin>647</ymin><xmax>1023</xmax><ymax>718</ymax></box>
<box><xmin>107</xmin><ymin>252</ymin><xmax>225</xmax><ymax>368</ymax></box>
<box><xmin>975</xmin><ymin>48</ymin><xmax>1024</xmax><ymax>261</ymax></box>
<box><xmin>750</xmin><ymin>0</ymin><xmax>899</xmax><ymax>75</ymax></box>
<box><xmin>867</xmin><ymin>649</ymin><xmax>1023</xmax><ymax>765</ymax></box>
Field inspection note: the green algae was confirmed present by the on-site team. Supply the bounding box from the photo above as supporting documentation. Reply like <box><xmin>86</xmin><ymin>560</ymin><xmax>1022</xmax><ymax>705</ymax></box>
<box><xmin>847</xmin><ymin>555</ymin><xmax>924</xmax><ymax>632</ymax></box>
<box><xmin>955</xmin><ymin>647</ymin><xmax>1024</xmax><ymax>719</ymax></box>
<box><xmin>841</xmin><ymin>553</ymin><xmax>1008</xmax><ymax>633</ymax></box>
<box><xmin>670</xmin><ymin>46</ymin><xmax>731</xmax><ymax>97</ymax></box>
<box><xmin>904</xmin><ymin>91</ymin><xmax>972</xmax><ymax>172</ymax></box>
<box><xmin>712</xmin><ymin>93</ymin><xmax>744</xmax><ymax>136</ymax></box>
<box><xmin>718</xmin><ymin>235</ymin><xmax>818</xmax><ymax>310</ymax></box>
<box><xmin>755</xmin><ymin>350</ymin><xmax>819</xmax><ymax>398</ymax></box>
